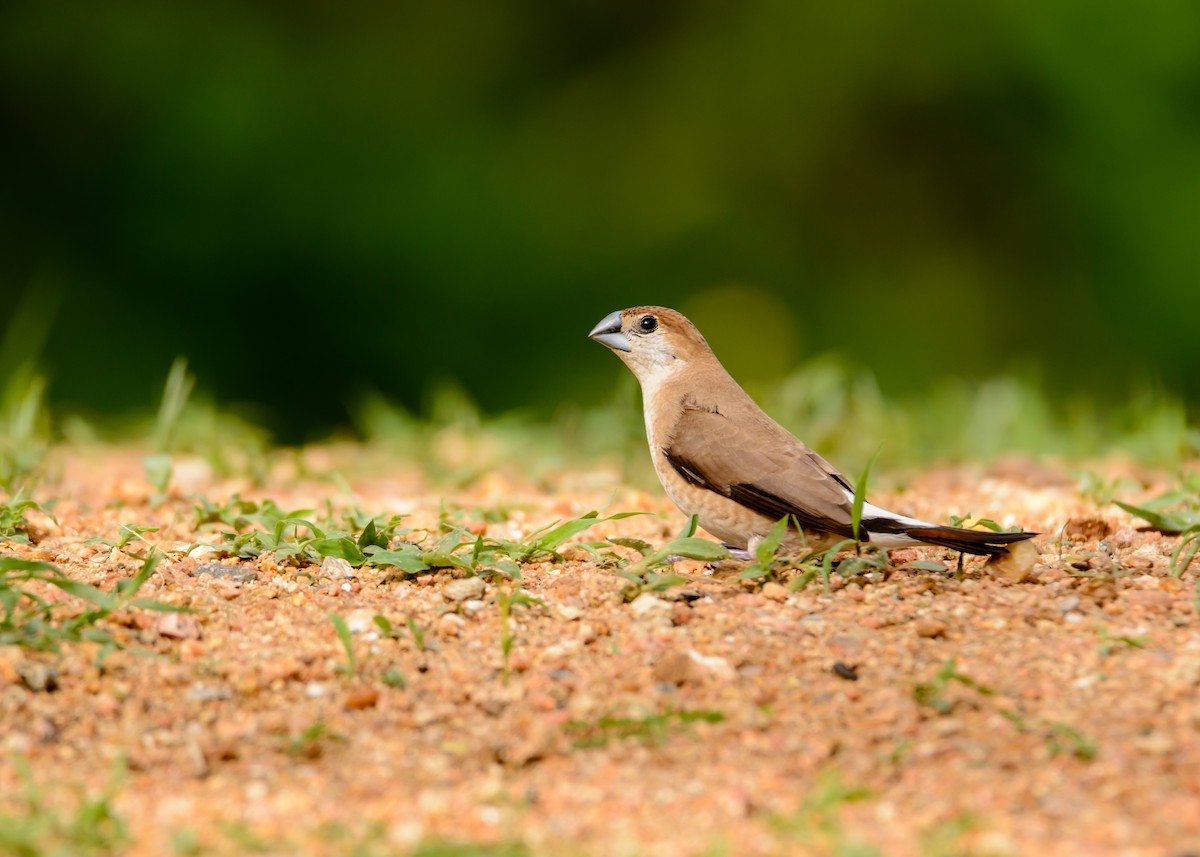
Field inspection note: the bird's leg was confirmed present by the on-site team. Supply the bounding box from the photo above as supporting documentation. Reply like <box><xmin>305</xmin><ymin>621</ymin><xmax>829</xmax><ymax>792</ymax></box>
<box><xmin>721</xmin><ymin>544</ymin><xmax>753</xmax><ymax>562</ymax></box>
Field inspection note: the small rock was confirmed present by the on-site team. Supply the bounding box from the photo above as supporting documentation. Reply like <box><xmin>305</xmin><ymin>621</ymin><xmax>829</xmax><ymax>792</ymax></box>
<box><xmin>553</xmin><ymin>603</ymin><xmax>584</xmax><ymax>621</ymax></box>
<box><xmin>344</xmin><ymin>685</ymin><xmax>380</xmax><ymax>710</ymax></box>
<box><xmin>342</xmin><ymin>609</ymin><xmax>375</xmax><ymax>634</ymax></box>
<box><xmin>195</xmin><ymin>563</ymin><xmax>259</xmax><ymax>583</ymax></box>
<box><xmin>652</xmin><ymin>649</ymin><xmax>733</xmax><ymax>685</ymax></box>
<box><xmin>156</xmin><ymin>613</ymin><xmax>202</xmax><ymax>640</ymax></box>
<box><xmin>831</xmin><ymin>662</ymin><xmax>859</xmax><ymax>681</ymax></box>
<box><xmin>305</xmin><ymin>682</ymin><xmax>328</xmax><ymax>698</ymax></box>
<box><xmin>16</xmin><ymin>662</ymin><xmax>58</xmax><ymax>693</ymax></box>
<box><xmin>442</xmin><ymin>576</ymin><xmax>486</xmax><ymax>603</ymax></box>
<box><xmin>188</xmin><ymin>682</ymin><xmax>233</xmax><ymax>703</ymax></box>
<box><xmin>914</xmin><ymin>617</ymin><xmax>946</xmax><ymax>639</ymax></box>
<box><xmin>654</xmin><ymin>651</ymin><xmax>705</xmax><ymax>685</ymax></box>
<box><xmin>628</xmin><ymin>593</ymin><xmax>670</xmax><ymax>616</ymax></box>
<box><xmin>1065</xmin><ymin>518</ymin><xmax>1112</xmax><ymax>541</ymax></box>
<box><xmin>463</xmin><ymin>599</ymin><xmax>487</xmax><ymax>616</ymax></box>
<box><xmin>1123</xmin><ymin>589</ymin><xmax>1172</xmax><ymax>610</ymax></box>
<box><xmin>502</xmin><ymin>718</ymin><xmax>559</xmax><ymax>766</ymax></box>
<box><xmin>321</xmin><ymin>557</ymin><xmax>356</xmax><ymax>580</ymax></box>
<box><xmin>986</xmin><ymin>539</ymin><xmax>1038</xmax><ymax>583</ymax></box>
<box><xmin>437</xmin><ymin>612</ymin><xmax>466</xmax><ymax>637</ymax></box>
<box><xmin>1054</xmin><ymin>595</ymin><xmax>1082</xmax><ymax>614</ymax></box>
<box><xmin>762</xmin><ymin>582</ymin><xmax>788</xmax><ymax>602</ymax></box>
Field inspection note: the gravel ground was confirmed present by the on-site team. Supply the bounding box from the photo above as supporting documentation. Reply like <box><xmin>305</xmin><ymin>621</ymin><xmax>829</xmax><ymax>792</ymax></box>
<box><xmin>1</xmin><ymin>448</ymin><xmax>1198</xmax><ymax>857</ymax></box>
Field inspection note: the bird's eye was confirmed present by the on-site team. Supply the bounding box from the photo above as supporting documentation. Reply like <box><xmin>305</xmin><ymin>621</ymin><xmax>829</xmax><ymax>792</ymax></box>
<box><xmin>639</xmin><ymin>315</ymin><xmax>658</xmax><ymax>333</ymax></box>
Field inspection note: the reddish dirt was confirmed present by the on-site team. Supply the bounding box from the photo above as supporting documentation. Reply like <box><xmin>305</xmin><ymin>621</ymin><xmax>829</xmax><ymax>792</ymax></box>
<box><xmin>1</xmin><ymin>448</ymin><xmax>1198</xmax><ymax>856</ymax></box>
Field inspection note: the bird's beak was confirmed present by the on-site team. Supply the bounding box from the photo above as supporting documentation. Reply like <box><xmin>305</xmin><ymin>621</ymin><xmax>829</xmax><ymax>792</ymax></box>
<box><xmin>588</xmin><ymin>310</ymin><xmax>631</xmax><ymax>352</ymax></box>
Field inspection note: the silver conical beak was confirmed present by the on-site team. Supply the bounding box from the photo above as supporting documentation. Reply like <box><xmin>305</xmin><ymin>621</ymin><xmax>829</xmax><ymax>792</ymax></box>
<box><xmin>588</xmin><ymin>310</ymin><xmax>631</xmax><ymax>352</ymax></box>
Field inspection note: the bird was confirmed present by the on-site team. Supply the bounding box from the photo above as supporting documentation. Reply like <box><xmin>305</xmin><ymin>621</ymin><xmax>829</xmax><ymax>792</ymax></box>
<box><xmin>588</xmin><ymin>306</ymin><xmax>1037</xmax><ymax>557</ymax></box>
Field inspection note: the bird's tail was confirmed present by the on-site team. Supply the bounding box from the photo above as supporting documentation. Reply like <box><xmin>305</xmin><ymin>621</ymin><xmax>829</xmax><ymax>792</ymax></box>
<box><xmin>902</xmin><ymin>526</ymin><xmax>1037</xmax><ymax>557</ymax></box>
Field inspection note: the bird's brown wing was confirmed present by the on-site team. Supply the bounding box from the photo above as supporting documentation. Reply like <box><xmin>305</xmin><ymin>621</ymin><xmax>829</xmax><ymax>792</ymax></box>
<box><xmin>662</xmin><ymin>403</ymin><xmax>858</xmax><ymax>538</ymax></box>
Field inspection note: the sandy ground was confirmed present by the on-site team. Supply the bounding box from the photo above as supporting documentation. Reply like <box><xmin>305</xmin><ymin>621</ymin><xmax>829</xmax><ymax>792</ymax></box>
<box><xmin>1</xmin><ymin>448</ymin><xmax>1198</xmax><ymax>857</ymax></box>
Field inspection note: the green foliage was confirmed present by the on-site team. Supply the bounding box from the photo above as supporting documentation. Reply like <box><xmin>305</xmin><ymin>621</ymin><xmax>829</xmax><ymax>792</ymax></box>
<box><xmin>914</xmin><ymin>659</ymin><xmax>1098</xmax><ymax>761</ymax></box>
<box><xmin>0</xmin><ymin>373</ymin><xmax>50</xmax><ymax>493</ymax></box>
<box><xmin>567</xmin><ymin>707</ymin><xmax>725</xmax><ymax>748</ymax></box>
<box><xmin>1116</xmin><ymin>479</ymin><xmax>1200</xmax><ymax>576</ymax></box>
<box><xmin>86</xmin><ymin>523</ymin><xmax>160</xmax><ymax>551</ymax></box>
<box><xmin>0</xmin><ymin>549</ymin><xmax>189</xmax><ymax>656</ymax></box>
<box><xmin>913</xmin><ymin>658</ymin><xmax>996</xmax><ymax>716</ymax></box>
<box><xmin>0</xmin><ymin>493</ymin><xmax>53</xmax><ymax>545</ymax></box>
<box><xmin>766</xmin><ymin>768</ymin><xmax>879</xmax><ymax>857</ymax></box>
<box><xmin>785</xmin><ymin>540</ymin><xmax>891</xmax><ymax>594</ymax></box>
<box><xmin>0</xmin><ymin>757</ymin><xmax>130</xmax><ymax>857</ymax></box>
<box><xmin>498</xmin><ymin>584</ymin><xmax>543</xmax><ymax>683</ymax></box>
<box><xmin>328</xmin><ymin>612</ymin><xmax>356</xmax><ymax>677</ymax></box>
<box><xmin>610</xmin><ymin>515</ymin><xmax>730</xmax><ymax>600</ymax></box>
<box><xmin>409</xmin><ymin>843</ymin><xmax>532</xmax><ymax>857</ymax></box>
<box><xmin>193</xmin><ymin>496</ymin><xmax>413</xmax><ymax>570</ymax></box>
<box><xmin>143</xmin><ymin>357</ymin><xmax>195</xmax><ymax>497</ymax></box>
<box><xmin>738</xmin><ymin>516</ymin><xmax>792</xmax><ymax>583</ymax></box>
<box><xmin>851</xmin><ymin>448</ymin><xmax>879</xmax><ymax>544</ymax></box>
<box><xmin>285</xmin><ymin>720</ymin><xmax>345</xmax><ymax>761</ymax></box>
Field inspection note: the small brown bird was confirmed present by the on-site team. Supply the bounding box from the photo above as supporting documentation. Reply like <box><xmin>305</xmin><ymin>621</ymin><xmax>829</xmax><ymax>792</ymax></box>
<box><xmin>589</xmin><ymin>306</ymin><xmax>1037</xmax><ymax>557</ymax></box>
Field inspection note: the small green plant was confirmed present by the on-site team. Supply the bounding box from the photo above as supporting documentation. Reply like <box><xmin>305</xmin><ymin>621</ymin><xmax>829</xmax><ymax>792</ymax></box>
<box><xmin>0</xmin><ymin>755</ymin><xmax>130</xmax><ymax>856</ymax></box>
<box><xmin>144</xmin><ymin>356</ymin><xmax>195</xmax><ymax>498</ymax></box>
<box><xmin>286</xmin><ymin>720</ymin><xmax>344</xmax><ymax>760</ymax></box>
<box><xmin>739</xmin><ymin>516</ymin><xmax>793</xmax><ymax>583</ymax></box>
<box><xmin>914</xmin><ymin>659</ymin><xmax>1098</xmax><ymax>760</ymax></box>
<box><xmin>0</xmin><ymin>373</ymin><xmax>50</xmax><ymax>493</ymax></box>
<box><xmin>0</xmin><ymin>549</ymin><xmax>190</xmax><ymax>657</ymax></box>
<box><xmin>0</xmin><ymin>492</ymin><xmax>54</xmax><ymax>544</ymax></box>
<box><xmin>328</xmin><ymin>612</ymin><xmax>356</xmax><ymax>677</ymax></box>
<box><xmin>611</xmin><ymin>515</ymin><xmax>730</xmax><ymax>600</ymax></box>
<box><xmin>1044</xmin><ymin>722</ymin><xmax>1100</xmax><ymax>761</ymax></box>
<box><xmin>1097</xmin><ymin>623</ymin><xmax>1147</xmax><ymax>659</ymax></box>
<box><xmin>919</xmin><ymin>813</ymin><xmax>981</xmax><ymax>857</ymax></box>
<box><xmin>912</xmin><ymin>658</ymin><xmax>995</xmax><ymax>715</ymax></box>
<box><xmin>766</xmin><ymin>767</ymin><xmax>879</xmax><ymax>856</ymax></box>
<box><xmin>1116</xmin><ymin>482</ymin><xmax>1200</xmax><ymax>577</ymax></box>
<box><xmin>86</xmin><ymin>523</ymin><xmax>160</xmax><ymax>553</ymax></box>
<box><xmin>566</xmin><ymin>707</ymin><xmax>725</xmax><ymax>748</ymax></box>
<box><xmin>785</xmin><ymin>539</ymin><xmax>891</xmax><ymax>593</ymax></box>
<box><xmin>497</xmin><ymin>583</ymin><xmax>543</xmax><ymax>683</ymax></box>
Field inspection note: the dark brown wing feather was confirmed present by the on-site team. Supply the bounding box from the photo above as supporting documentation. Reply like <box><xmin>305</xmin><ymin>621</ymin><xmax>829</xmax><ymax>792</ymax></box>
<box><xmin>662</xmin><ymin>403</ymin><xmax>857</xmax><ymax>537</ymax></box>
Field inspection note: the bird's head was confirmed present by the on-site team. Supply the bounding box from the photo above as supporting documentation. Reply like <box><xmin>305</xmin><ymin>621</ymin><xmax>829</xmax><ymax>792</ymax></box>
<box><xmin>588</xmin><ymin>306</ymin><xmax>712</xmax><ymax>389</ymax></box>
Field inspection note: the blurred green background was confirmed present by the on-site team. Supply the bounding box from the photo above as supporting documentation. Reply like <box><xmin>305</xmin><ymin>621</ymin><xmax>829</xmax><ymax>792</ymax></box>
<box><xmin>3</xmin><ymin>0</ymin><xmax>1199</xmax><ymax>444</ymax></box>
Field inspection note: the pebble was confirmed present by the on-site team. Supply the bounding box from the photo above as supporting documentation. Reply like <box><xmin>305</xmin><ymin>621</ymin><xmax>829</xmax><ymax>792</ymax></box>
<box><xmin>188</xmin><ymin>682</ymin><xmax>233</xmax><ymax>703</ymax></box>
<box><xmin>628</xmin><ymin>593</ymin><xmax>670</xmax><ymax>616</ymax></box>
<box><xmin>914</xmin><ymin>617</ymin><xmax>946</xmax><ymax>639</ymax></box>
<box><xmin>652</xmin><ymin>649</ymin><xmax>734</xmax><ymax>684</ymax></box>
<box><xmin>437</xmin><ymin>613</ymin><xmax>466</xmax><ymax>637</ymax></box>
<box><xmin>195</xmin><ymin>563</ymin><xmax>259</xmax><ymax>583</ymax></box>
<box><xmin>762</xmin><ymin>582</ymin><xmax>788</xmax><ymax>602</ymax></box>
<box><xmin>344</xmin><ymin>686</ymin><xmax>380</xmax><ymax>710</ymax></box>
<box><xmin>16</xmin><ymin>661</ymin><xmax>59</xmax><ymax>693</ymax></box>
<box><xmin>321</xmin><ymin>557</ymin><xmax>356</xmax><ymax>580</ymax></box>
<box><xmin>1124</xmin><ymin>589</ymin><xmax>1172</xmax><ymax>610</ymax></box>
<box><xmin>345</xmin><ymin>609</ymin><xmax>377</xmax><ymax>635</ymax></box>
<box><xmin>156</xmin><ymin>613</ymin><xmax>202</xmax><ymax>640</ymax></box>
<box><xmin>1054</xmin><ymin>595</ymin><xmax>1082</xmax><ymax>614</ymax></box>
<box><xmin>442</xmin><ymin>576</ymin><xmax>486</xmax><ymax>603</ymax></box>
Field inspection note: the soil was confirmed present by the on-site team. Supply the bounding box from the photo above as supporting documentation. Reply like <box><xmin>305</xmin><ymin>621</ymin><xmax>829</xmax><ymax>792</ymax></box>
<box><xmin>1</xmin><ymin>448</ymin><xmax>1198</xmax><ymax>856</ymax></box>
